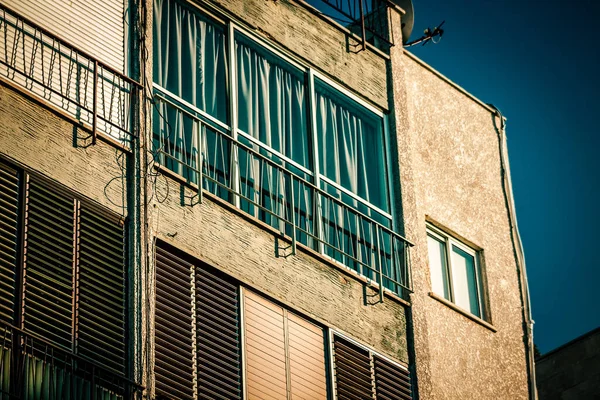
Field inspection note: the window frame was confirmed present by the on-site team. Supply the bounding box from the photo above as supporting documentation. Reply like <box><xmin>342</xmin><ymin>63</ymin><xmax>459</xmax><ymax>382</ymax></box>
<box><xmin>426</xmin><ymin>224</ymin><xmax>487</xmax><ymax>320</ymax></box>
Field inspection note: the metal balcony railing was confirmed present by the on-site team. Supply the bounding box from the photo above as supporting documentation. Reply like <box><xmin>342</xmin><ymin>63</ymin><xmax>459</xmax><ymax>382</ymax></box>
<box><xmin>304</xmin><ymin>0</ymin><xmax>402</xmax><ymax>49</ymax></box>
<box><xmin>0</xmin><ymin>322</ymin><xmax>143</xmax><ymax>400</ymax></box>
<box><xmin>153</xmin><ymin>94</ymin><xmax>413</xmax><ymax>299</ymax></box>
<box><xmin>0</xmin><ymin>4</ymin><xmax>141</xmax><ymax>145</ymax></box>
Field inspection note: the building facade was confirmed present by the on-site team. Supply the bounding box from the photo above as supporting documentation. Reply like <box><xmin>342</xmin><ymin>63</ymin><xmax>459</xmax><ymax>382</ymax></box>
<box><xmin>0</xmin><ymin>0</ymin><xmax>534</xmax><ymax>399</ymax></box>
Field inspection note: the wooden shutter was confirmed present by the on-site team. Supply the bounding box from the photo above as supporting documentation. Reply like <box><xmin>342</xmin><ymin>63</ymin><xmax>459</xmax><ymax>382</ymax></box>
<box><xmin>78</xmin><ymin>203</ymin><xmax>126</xmax><ymax>374</ymax></box>
<box><xmin>0</xmin><ymin>161</ymin><xmax>20</xmax><ymax>327</ymax></box>
<box><xmin>288</xmin><ymin>313</ymin><xmax>327</xmax><ymax>400</ymax></box>
<box><xmin>22</xmin><ymin>177</ymin><xmax>75</xmax><ymax>350</ymax></box>
<box><xmin>196</xmin><ymin>265</ymin><xmax>242</xmax><ymax>400</ymax></box>
<box><xmin>244</xmin><ymin>291</ymin><xmax>287</xmax><ymax>400</ymax></box>
<box><xmin>333</xmin><ymin>336</ymin><xmax>374</xmax><ymax>400</ymax></box>
<box><xmin>155</xmin><ymin>244</ymin><xmax>195</xmax><ymax>400</ymax></box>
<box><xmin>374</xmin><ymin>356</ymin><xmax>412</xmax><ymax>400</ymax></box>
<box><xmin>244</xmin><ymin>290</ymin><xmax>327</xmax><ymax>400</ymax></box>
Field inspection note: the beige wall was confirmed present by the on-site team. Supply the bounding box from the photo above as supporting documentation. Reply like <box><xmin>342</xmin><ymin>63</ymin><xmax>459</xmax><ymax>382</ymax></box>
<box><xmin>0</xmin><ymin>79</ymin><xmax>127</xmax><ymax>216</ymax></box>
<box><xmin>395</xmin><ymin>52</ymin><xmax>530</xmax><ymax>398</ymax></box>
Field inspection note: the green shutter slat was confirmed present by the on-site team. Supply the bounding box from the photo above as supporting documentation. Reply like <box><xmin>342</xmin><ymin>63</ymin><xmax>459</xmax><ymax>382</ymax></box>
<box><xmin>333</xmin><ymin>336</ymin><xmax>375</xmax><ymax>400</ymax></box>
<box><xmin>374</xmin><ymin>356</ymin><xmax>413</xmax><ymax>400</ymax></box>
<box><xmin>196</xmin><ymin>265</ymin><xmax>242</xmax><ymax>400</ymax></box>
<box><xmin>0</xmin><ymin>162</ymin><xmax>19</xmax><ymax>328</ymax></box>
<box><xmin>155</xmin><ymin>243</ymin><xmax>195</xmax><ymax>400</ymax></box>
<box><xmin>23</xmin><ymin>178</ymin><xmax>74</xmax><ymax>351</ymax></box>
<box><xmin>77</xmin><ymin>204</ymin><xmax>126</xmax><ymax>375</ymax></box>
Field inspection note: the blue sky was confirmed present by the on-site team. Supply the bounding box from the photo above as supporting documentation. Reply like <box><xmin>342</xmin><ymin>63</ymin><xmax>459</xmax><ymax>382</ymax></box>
<box><xmin>407</xmin><ymin>0</ymin><xmax>600</xmax><ymax>353</ymax></box>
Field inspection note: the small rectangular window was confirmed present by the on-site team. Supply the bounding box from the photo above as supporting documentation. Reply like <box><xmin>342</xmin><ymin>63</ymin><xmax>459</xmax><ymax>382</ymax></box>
<box><xmin>426</xmin><ymin>224</ymin><xmax>486</xmax><ymax>320</ymax></box>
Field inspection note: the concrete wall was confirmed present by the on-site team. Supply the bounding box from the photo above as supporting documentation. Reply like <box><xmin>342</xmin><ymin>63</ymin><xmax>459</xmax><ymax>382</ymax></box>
<box><xmin>0</xmin><ymin>79</ymin><xmax>127</xmax><ymax>216</ymax></box>
<box><xmin>536</xmin><ymin>328</ymin><xmax>600</xmax><ymax>399</ymax></box>
<box><xmin>394</xmin><ymin>51</ymin><xmax>530</xmax><ymax>399</ymax></box>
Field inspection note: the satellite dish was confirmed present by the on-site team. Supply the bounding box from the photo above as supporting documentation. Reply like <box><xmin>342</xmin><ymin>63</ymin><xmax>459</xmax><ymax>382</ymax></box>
<box><xmin>391</xmin><ymin>0</ymin><xmax>415</xmax><ymax>44</ymax></box>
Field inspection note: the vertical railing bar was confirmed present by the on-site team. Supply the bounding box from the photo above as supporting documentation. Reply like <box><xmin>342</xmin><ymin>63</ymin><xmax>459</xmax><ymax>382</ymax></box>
<box><xmin>375</xmin><ymin>224</ymin><xmax>384</xmax><ymax>303</ymax></box>
<box><xmin>358</xmin><ymin>0</ymin><xmax>367</xmax><ymax>50</ymax></box>
<box><xmin>197</xmin><ymin>122</ymin><xmax>204</xmax><ymax>204</ymax></box>
<box><xmin>92</xmin><ymin>59</ymin><xmax>98</xmax><ymax>145</ymax></box>
<box><xmin>290</xmin><ymin>175</ymin><xmax>297</xmax><ymax>255</ymax></box>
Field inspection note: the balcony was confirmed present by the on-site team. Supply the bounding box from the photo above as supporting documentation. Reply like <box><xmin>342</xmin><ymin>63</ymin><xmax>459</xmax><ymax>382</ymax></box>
<box><xmin>0</xmin><ymin>4</ymin><xmax>141</xmax><ymax>146</ymax></box>
<box><xmin>0</xmin><ymin>323</ymin><xmax>143</xmax><ymax>400</ymax></box>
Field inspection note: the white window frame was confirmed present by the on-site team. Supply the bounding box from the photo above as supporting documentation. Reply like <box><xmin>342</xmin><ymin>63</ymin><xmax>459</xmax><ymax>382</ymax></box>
<box><xmin>426</xmin><ymin>224</ymin><xmax>486</xmax><ymax>319</ymax></box>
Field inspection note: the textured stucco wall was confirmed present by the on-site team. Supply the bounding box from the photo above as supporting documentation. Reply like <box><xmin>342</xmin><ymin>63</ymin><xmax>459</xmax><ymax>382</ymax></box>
<box><xmin>0</xmin><ymin>80</ymin><xmax>127</xmax><ymax>215</ymax></box>
<box><xmin>393</xmin><ymin>52</ymin><xmax>530</xmax><ymax>399</ymax></box>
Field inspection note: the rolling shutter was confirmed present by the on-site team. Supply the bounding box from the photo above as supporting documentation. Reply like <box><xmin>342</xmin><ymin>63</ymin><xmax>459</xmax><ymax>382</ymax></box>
<box><xmin>374</xmin><ymin>355</ymin><xmax>412</xmax><ymax>400</ymax></box>
<box><xmin>244</xmin><ymin>290</ymin><xmax>327</xmax><ymax>400</ymax></box>
<box><xmin>0</xmin><ymin>161</ymin><xmax>20</xmax><ymax>327</ymax></box>
<box><xmin>3</xmin><ymin>0</ymin><xmax>126</xmax><ymax>72</ymax></box>
<box><xmin>78</xmin><ymin>203</ymin><xmax>126</xmax><ymax>374</ymax></box>
<box><xmin>244</xmin><ymin>291</ymin><xmax>287</xmax><ymax>400</ymax></box>
<box><xmin>196</xmin><ymin>265</ymin><xmax>242</xmax><ymax>400</ymax></box>
<box><xmin>155</xmin><ymin>245</ymin><xmax>195</xmax><ymax>400</ymax></box>
<box><xmin>333</xmin><ymin>336</ymin><xmax>374</xmax><ymax>400</ymax></box>
<box><xmin>288</xmin><ymin>313</ymin><xmax>328</xmax><ymax>400</ymax></box>
<box><xmin>23</xmin><ymin>178</ymin><xmax>75</xmax><ymax>350</ymax></box>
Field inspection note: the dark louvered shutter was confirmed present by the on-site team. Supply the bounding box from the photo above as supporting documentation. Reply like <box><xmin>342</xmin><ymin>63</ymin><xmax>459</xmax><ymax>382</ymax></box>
<box><xmin>23</xmin><ymin>178</ymin><xmax>75</xmax><ymax>350</ymax></box>
<box><xmin>196</xmin><ymin>264</ymin><xmax>242</xmax><ymax>400</ymax></box>
<box><xmin>333</xmin><ymin>336</ymin><xmax>374</xmax><ymax>400</ymax></box>
<box><xmin>0</xmin><ymin>162</ymin><xmax>20</xmax><ymax>328</ymax></box>
<box><xmin>78</xmin><ymin>203</ymin><xmax>126</xmax><ymax>373</ymax></box>
<box><xmin>374</xmin><ymin>356</ymin><xmax>412</xmax><ymax>400</ymax></box>
<box><xmin>155</xmin><ymin>244</ymin><xmax>195</xmax><ymax>400</ymax></box>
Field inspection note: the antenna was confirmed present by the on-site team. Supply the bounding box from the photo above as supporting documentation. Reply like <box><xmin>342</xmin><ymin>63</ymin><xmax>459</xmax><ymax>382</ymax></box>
<box><xmin>404</xmin><ymin>21</ymin><xmax>445</xmax><ymax>47</ymax></box>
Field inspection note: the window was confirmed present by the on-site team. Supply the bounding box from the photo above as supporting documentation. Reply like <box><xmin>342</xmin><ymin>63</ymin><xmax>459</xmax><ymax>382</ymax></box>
<box><xmin>426</xmin><ymin>224</ymin><xmax>486</xmax><ymax>319</ymax></box>
<box><xmin>152</xmin><ymin>0</ymin><xmax>412</xmax><ymax>296</ymax></box>
<box><xmin>0</xmin><ymin>159</ymin><xmax>131</xmax><ymax>396</ymax></box>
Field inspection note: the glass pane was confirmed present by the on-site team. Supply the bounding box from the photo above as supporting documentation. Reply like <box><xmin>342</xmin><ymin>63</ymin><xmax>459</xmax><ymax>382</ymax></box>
<box><xmin>153</xmin><ymin>0</ymin><xmax>228</xmax><ymax>123</ymax></box>
<box><xmin>236</xmin><ymin>34</ymin><xmax>310</xmax><ymax>169</ymax></box>
<box><xmin>450</xmin><ymin>245</ymin><xmax>480</xmax><ymax>317</ymax></box>
<box><xmin>315</xmin><ymin>78</ymin><xmax>389</xmax><ymax>212</ymax></box>
<box><xmin>427</xmin><ymin>235</ymin><xmax>450</xmax><ymax>300</ymax></box>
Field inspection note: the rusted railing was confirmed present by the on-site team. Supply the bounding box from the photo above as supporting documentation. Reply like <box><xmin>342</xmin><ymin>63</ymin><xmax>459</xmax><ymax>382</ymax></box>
<box><xmin>0</xmin><ymin>4</ymin><xmax>141</xmax><ymax>145</ymax></box>
<box><xmin>0</xmin><ymin>322</ymin><xmax>144</xmax><ymax>400</ymax></box>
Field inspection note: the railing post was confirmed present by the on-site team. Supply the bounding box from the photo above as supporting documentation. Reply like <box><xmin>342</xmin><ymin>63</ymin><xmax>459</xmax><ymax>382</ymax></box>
<box><xmin>196</xmin><ymin>122</ymin><xmax>204</xmax><ymax>205</ymax></box>
<box><xmin>375</xmin><ymin>224</ymin><xmax>384</xmax><ymax>303</ymax></box>
<box><xmin>290</xmin><ymin>176</ymin><xmax>297</xmax><ymax>256</ymax></box>
<box><xmin>92</xmin><ymin>60</ymin><xmax>98</xmax><ymax>145</ymax></box>
<box><xmin>358</xmin><ymin>0</ymin><xmax>367</xmax><ymax>50</ymax></box>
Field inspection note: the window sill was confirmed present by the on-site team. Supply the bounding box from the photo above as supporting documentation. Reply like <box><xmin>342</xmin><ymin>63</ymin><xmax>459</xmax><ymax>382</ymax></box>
<box><xmin>428</xmin><ymin>292</ymin><xmax>496</xmax><ymax>332</ymax></box>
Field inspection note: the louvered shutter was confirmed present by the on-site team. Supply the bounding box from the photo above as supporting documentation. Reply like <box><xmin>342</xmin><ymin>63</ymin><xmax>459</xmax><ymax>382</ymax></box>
<box><xmin>374</xmin><ymin>356</ymin><xmax>412</xmax><ymax>400</ymax></box>
<box><xmin>244</xmin><ymin>291</ymin><xmax>287</xmax><ymax>400</ymax></box>
<box><xmin>196</xmin><ymin>265</ymin><xmax>242</xmax><ymax>400</ymax></box>
<box><xmin>333</xmin><ymin>336</ymin><xmax>374</xmax><ymax>400</ymax></box>
<box><xmin>288</xmin><ymin>313</ymin><xmax>327</xmax><ymax>400</ymax></box>
<box><xmin>23</xmin><ymin>178</ymin><xmax>75</xmax><ymax>350</ymax></box>
<box><xmin>78</xmin><ymin>203</ymin><xmax>126</xmax><ymax>373</ymax></box>
<box><xmin>155</xmin><ymin>244</ymin><xmax>195</xmax><ymax>400</ymax></box>
<box><xmin>0</xmin><ymin>161</ymin><xmax>20</xmax><ymax>327</ymax></box>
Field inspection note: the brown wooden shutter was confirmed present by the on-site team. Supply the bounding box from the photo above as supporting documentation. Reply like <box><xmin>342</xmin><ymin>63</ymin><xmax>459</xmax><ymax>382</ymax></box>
<box><xmin>196</xmin><ymin>264</ymin><xmax>242</xmax><ymax>400</ymax></box>
<box><xmin>288</xmin><ymin>313</ymin><xmax>328</xmax><ymax>400</ymax></box>
<box><xmin>155</xmin><ymin>244</ymin><xmax>195</xmax><ymax>400</ymax></box>
<box><xmin>77</xmin><ymin>203</ymin><xmax>126</xmax><ymax>374</ymax></box>
<box><xmin>0</xmin><ymin>161</ymin><xmax>20</xmax><ymax>327</ymax></box>
<box><xmin>22</xmin><ymin>177</ymin><xmax>75</xmax><ymax>350</ymax></box>
<box><xmin>244</xmin><ymin>290</ymin><xmax>327</xmax><ymax>400</ymax></box>
<box><xmin>374</xmin><ymin>356</ymin><xmax>412</xmax><ymax>400</ymax></box>
<box><xmin>244</xmin><ymin>290</ymin><xmax>287</xmax><ymax>400</ymax></box>
<box><xmin>333</xmin><ymin>336</ymin><xmax>374</xmax><ymax>400</ymax></box>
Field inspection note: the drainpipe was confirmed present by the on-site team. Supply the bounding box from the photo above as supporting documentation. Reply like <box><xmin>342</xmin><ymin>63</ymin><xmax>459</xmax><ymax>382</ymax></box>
<box><xmin>490</xmin><ymin>105</ymin><xmax>537</xmax><ymax>400</ymax></box>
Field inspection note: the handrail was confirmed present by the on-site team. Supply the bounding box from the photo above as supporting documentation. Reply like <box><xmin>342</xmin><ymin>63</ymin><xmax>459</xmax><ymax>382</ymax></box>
<box><xmin>0</xmin><ymin>321</ymin><xmax>144</xmax><ymax>398</ymax></box>
<box><xmin>153</xmin><ymin>95</ymin><xmax>413</xmax><ymax>296</ymax></box>
<box><xmin>0</xmin><ymin>4</ymin><xmax>141</xmax><ymax>144</ymax></box>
